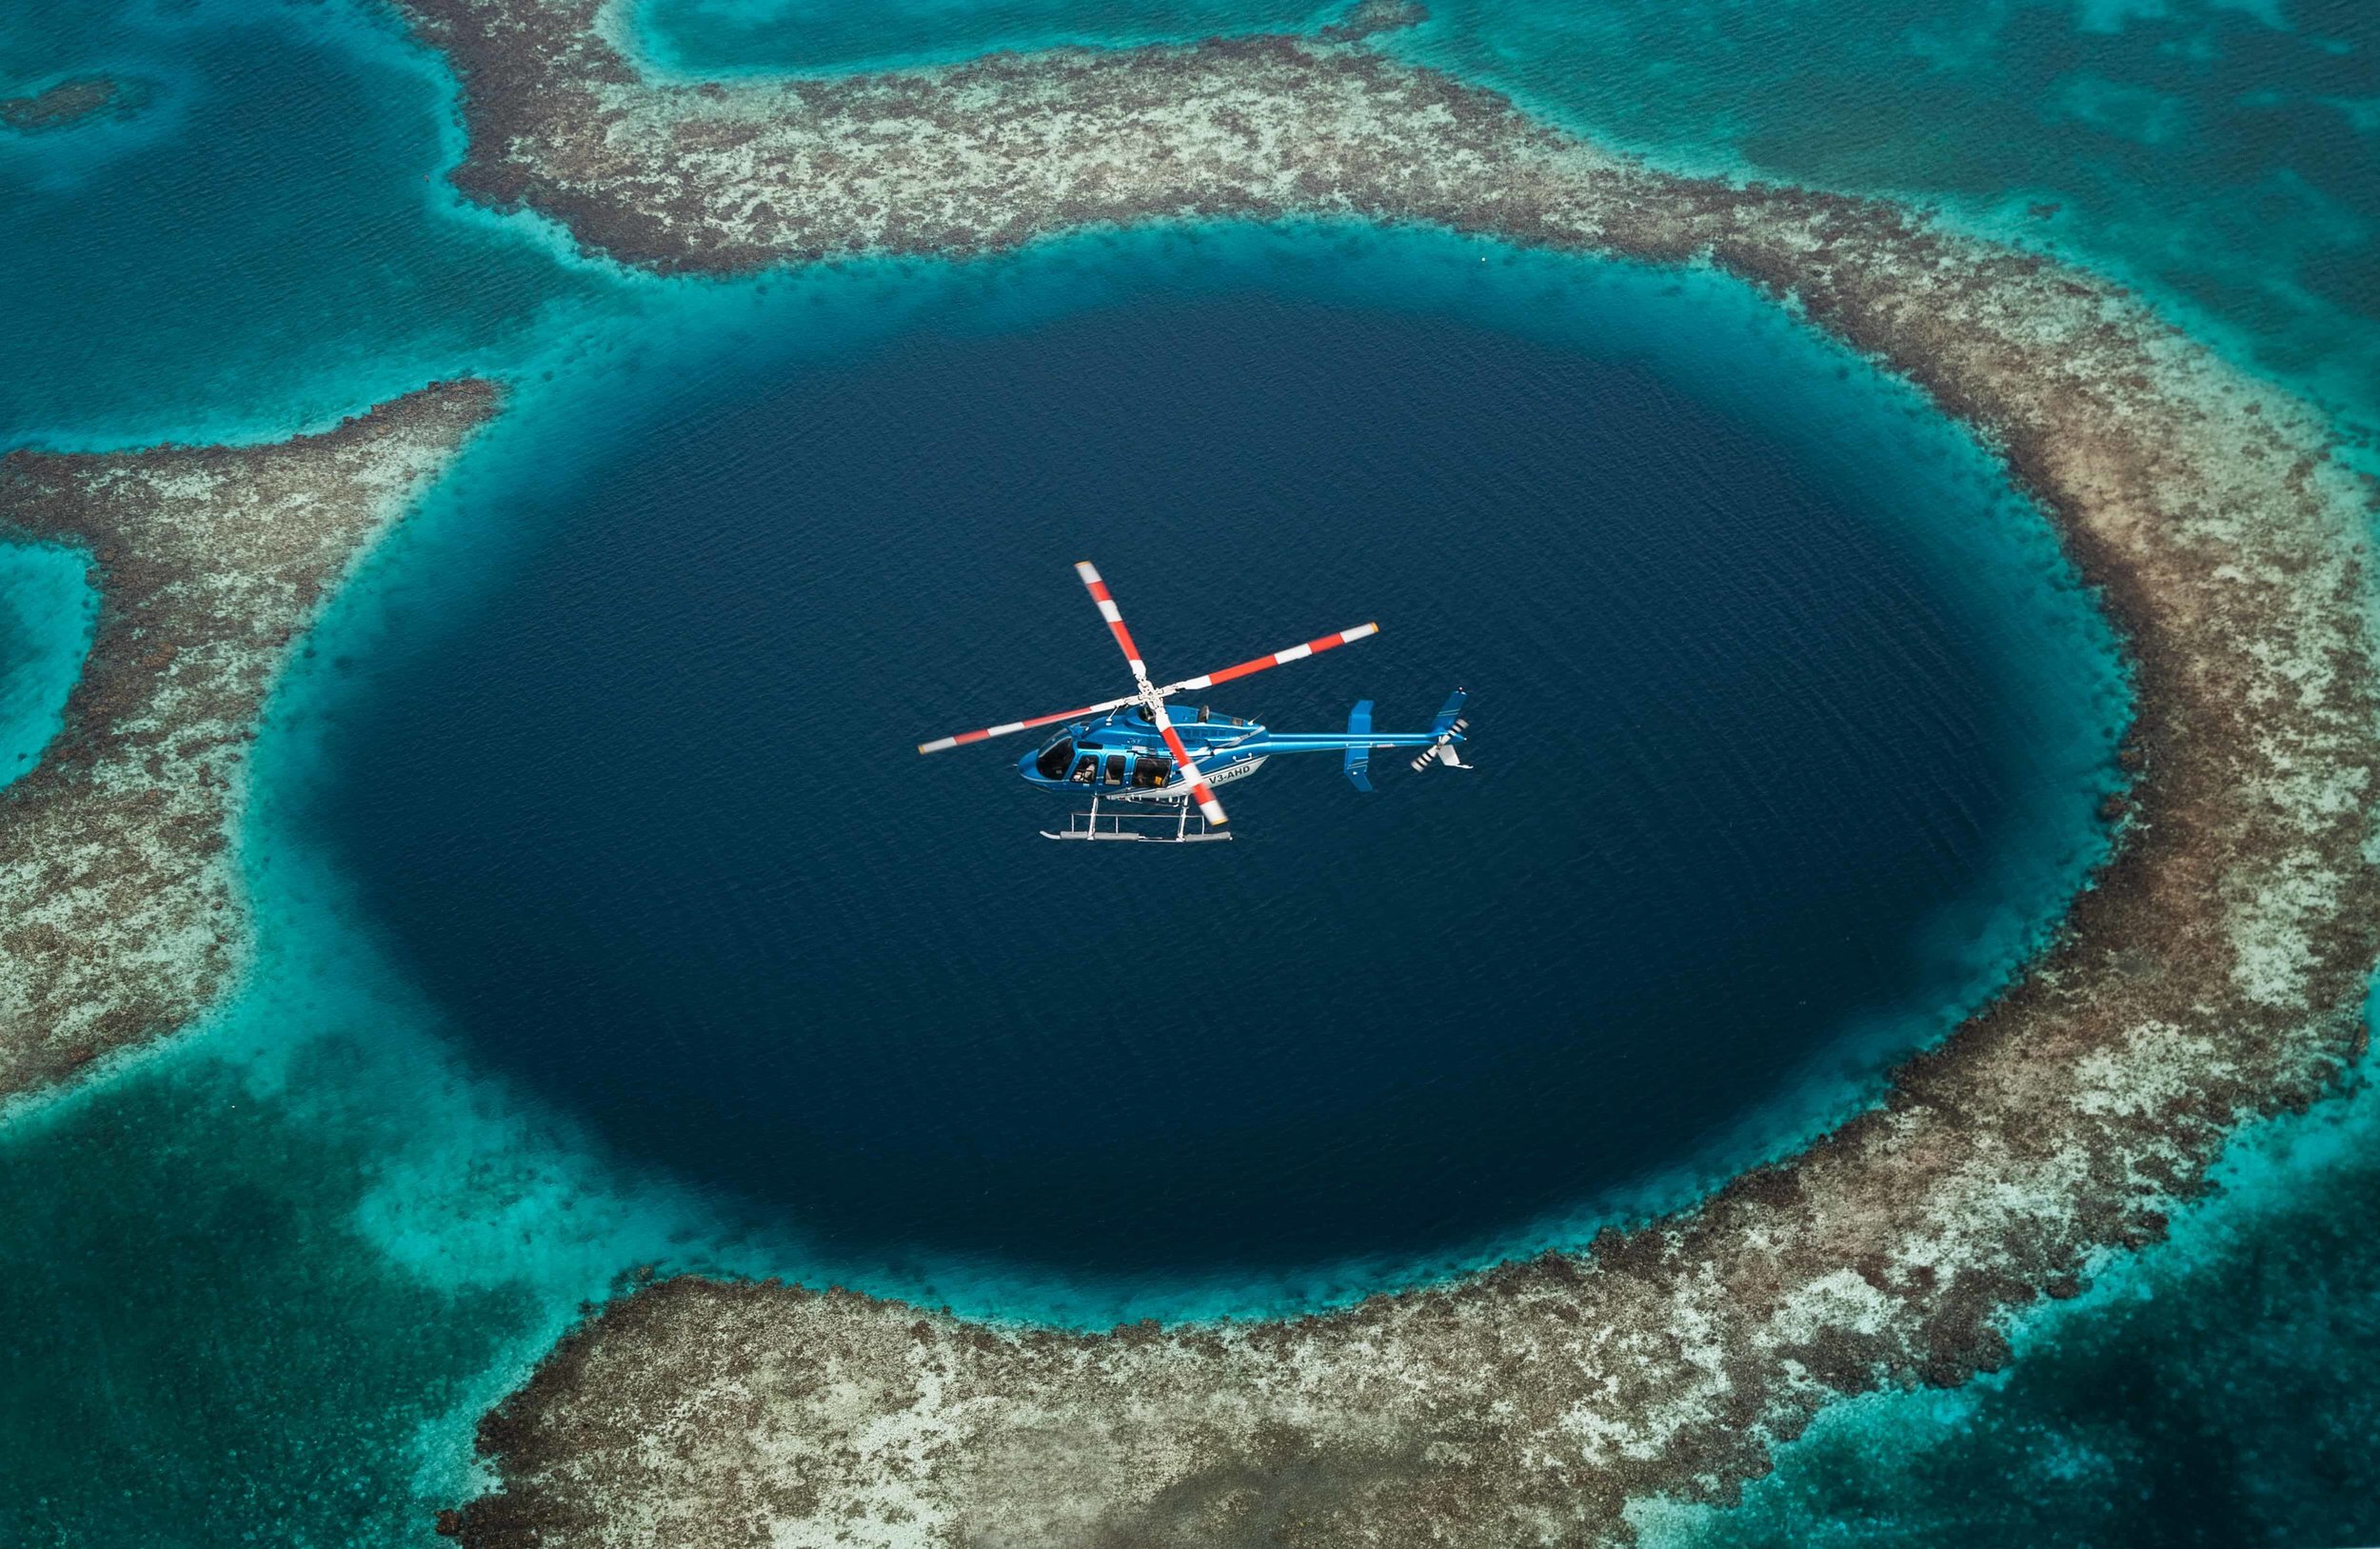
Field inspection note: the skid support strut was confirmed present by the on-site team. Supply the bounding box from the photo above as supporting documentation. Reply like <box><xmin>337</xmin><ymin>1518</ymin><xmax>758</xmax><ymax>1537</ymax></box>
<box><xmin>1040</xmin><ymin>791</ymin><xmax>1233</xmax><ymax>843</ymax></box>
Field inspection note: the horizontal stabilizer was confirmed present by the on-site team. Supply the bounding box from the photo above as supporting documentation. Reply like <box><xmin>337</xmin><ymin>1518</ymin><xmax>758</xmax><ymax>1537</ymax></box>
<box><xmin>1344</xmin><ymin>699</ymin><xmax>1375</xmax><ymax>791</ymax></box>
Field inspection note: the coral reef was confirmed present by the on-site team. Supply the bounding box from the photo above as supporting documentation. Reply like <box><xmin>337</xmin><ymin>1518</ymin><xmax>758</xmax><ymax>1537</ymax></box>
<box><xmin>0</xmin><ymin>381</ymin><xmax>499</xmax><ymax>1100</ymax></box>
<box><xmin>0</xmin><ymin>76</ymin><xmax>146</xmax><ymax>132</ymax></box>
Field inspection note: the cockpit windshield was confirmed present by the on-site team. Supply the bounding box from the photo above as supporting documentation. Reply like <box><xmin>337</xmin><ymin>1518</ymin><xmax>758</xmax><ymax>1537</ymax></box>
<box><xmin>1034</xmin><ymin>736</ymin><xmax>1076</xmax><ymax>780</ymax></box>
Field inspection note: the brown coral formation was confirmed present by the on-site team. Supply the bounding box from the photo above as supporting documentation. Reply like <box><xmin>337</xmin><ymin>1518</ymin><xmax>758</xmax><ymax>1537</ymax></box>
<box><xmin>360</xmin><ymin>2</ymin><xmax>2380</xmax><ymax>1542</ymax></box>
<box><xmin>0</xmin><ymin>381</ymin><xmax>499</xmax><ymax>1100</ymax></box>
<box><xmin>400</xmin><ymin>0</ymin><xmax>1637</xmax><ymax>274</ymax></box>
<box><xmin>0</xmin><ymin>76</ymin><xmax>143</xmax><ymax>132</ymax></box>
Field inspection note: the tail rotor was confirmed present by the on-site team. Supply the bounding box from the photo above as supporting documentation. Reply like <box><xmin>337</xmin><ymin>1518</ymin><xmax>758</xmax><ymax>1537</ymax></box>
<box><xmin>1408</xmin><ymin>689</ymin><xmax>1474</xmax><ymax>772</ymax></box>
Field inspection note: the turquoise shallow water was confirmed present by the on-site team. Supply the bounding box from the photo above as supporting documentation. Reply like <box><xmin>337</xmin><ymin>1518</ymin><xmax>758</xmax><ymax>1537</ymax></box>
<box><xmin>0</xmin><ymin>541</ymin><xmax>94</xmax><ymax>783</ymax></box>
<box><xmin>0</xmin><ymin>0</ymin><xmax>2372</xmax><ymax>1541</ymax></box>
<box><xmin>636</xmin><ymin>0</ymin><xmax>1326</xmax><ymax>73</ymax></box>
<box><xmin>0</xmin><ymin>0</ymin><xmax>602</xmax><ymax>446</ymax></box>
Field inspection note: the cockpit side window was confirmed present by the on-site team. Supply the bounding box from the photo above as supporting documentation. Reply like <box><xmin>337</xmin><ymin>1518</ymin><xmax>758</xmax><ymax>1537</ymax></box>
<box><xmin>1035</xmin><ymin>736</ymin><xmax>1076</xmax><ymax>780</ymax></box>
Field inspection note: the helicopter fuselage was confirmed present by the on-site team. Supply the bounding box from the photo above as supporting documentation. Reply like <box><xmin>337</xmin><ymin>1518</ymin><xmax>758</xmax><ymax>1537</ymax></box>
<box><xmin>920</xmin><ymin>564</ymin><xmax>1467</xmax><ymax>837</ymax></box>
<box><xmin>1018</xmin><ymin>703</ymin><xmax>1462</xmax><ymax>802</ymax></box>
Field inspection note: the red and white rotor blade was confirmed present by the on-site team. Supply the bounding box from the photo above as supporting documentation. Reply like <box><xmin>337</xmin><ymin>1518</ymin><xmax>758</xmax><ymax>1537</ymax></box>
<box><xmin>1075</xmin><ymin>561</ymin><xmax>1152</xmax><ymax>685</ymax></box>
<box><xmin>1149</xmin><ymin>698</ymin><xmax>1228</xmax><ymax>827</ymax></box>
<box><xmin>917</xmin><ymin>690</ymin><xmax>1140</xmax><ymax>755</ymax></box>
<box><xmin>1155</xmin><ymin>622</ymin><xmax>1378</xmax><ymax>698</ymax></box>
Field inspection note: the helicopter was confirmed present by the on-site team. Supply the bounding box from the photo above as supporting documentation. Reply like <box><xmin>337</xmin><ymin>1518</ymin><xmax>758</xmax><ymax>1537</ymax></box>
<box><xmin>917</xmin><ymin>562</ymin><xmax>1471</xmax><ymax>842</ymax></box>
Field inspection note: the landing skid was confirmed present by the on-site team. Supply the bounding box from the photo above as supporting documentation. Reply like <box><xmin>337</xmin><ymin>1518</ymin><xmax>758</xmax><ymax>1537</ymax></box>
<box><xmin>1041</xmin><ymin>791</ymin><xmax>1232</xmax><ymax>843</ymax></box>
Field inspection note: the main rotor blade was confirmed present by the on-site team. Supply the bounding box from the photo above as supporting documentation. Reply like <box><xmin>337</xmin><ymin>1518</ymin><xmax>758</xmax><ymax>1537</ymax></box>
<box><xmin>916</xmin><ymin>690</ymin><xmax>1140</xmax><ymax>755</ymax></box>
<box><xmin>1149</xmin><ymin>697</ymin><xmax>1228</xmax><ymax>827</ymax></box>
<box><xmin>916</xmin><ymin>560</ymin><xmax>1160</xmax><ymax>754</ymax></box>
<box><xmin>1153</xmin><ymin>622</ymin><xmax>1379</xmax><ymax>698</ymax></box>
<box><xmin>916</xmin><ymin>565</ymin><xmax>1377</xmax><ymax>765</ymax></box>
<box><xmin>1075</xmin><ymin>560</ymin><xmax>1150</xmax><ymax>685</ymax></box>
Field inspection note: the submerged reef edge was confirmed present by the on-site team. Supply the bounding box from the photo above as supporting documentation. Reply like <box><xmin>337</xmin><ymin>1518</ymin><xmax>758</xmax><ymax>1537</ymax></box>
<box><xmin>0</xmin><ymin>75</ymin><xmax>146</xmax><ymax>133</ymax></box>
<box><xmin>0</xmin><ymin>381</ymin><xmax>500</xmax><ymax>1102</ymax></box>
<box><xmin>397</xmin><ymin>2</ymin><xmax>2380</xmax><ymax>1543</ymax></box>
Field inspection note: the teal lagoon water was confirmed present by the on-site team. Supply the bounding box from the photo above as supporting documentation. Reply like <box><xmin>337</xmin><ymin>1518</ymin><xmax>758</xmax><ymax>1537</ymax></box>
<box><xmin>0</xmin><ymin>0</ymin><xmax>2372</xmax><ymax>1542</ymax></box>
<box><xmin>635</xmin><ymin>0</ymin><xmax>1328</xmax><ymax>74</ymax></box>
<box><xmin>0</xmin><ymin>541</ymin><xmax>95</xmax><ymax>784</ymax></box>
<box><xmin>0</xmin><ymin>0</ymin><xmax>601</xmax><ymax>447</ymax></box>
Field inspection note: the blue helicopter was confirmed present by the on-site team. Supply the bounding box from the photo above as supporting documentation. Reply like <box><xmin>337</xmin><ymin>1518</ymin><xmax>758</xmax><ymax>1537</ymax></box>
<box><xmin>918</xmin><ymin>562</ymin><xmax>1471</xmax><ymax>842</ymax></box>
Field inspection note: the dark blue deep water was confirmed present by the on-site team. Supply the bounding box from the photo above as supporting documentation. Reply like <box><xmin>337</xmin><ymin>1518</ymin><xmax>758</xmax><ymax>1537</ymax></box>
<box><xmin>311</xmin><ymin>286</ymin><xmax>2086</xmax><ymax>1278</ymax></box>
